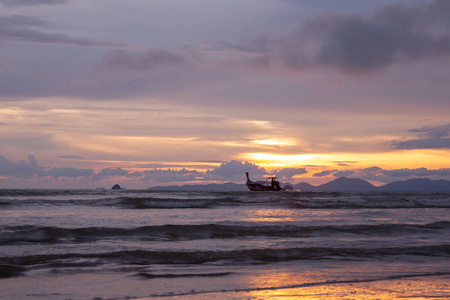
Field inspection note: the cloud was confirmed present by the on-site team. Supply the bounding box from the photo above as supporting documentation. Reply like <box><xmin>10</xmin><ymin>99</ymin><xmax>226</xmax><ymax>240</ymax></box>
<box><xmin>381</xmin><ymin>167</ymin><xmax>450</xmax><ymax>178</ymax></box>
<box><xmin>276</xmin><ymin>167</ymin><xmax>307</xmax><ymax>180</ymax></box>
<box><xmin>0</xmin><ymin>154</ymin><xmax>449</xmax><ymax>187</ymax></box>
<box><xmin>333</xmin><ymin>170</ymin><xmax>354</xmax><ymax>177</ymax></box>
<box><xmin>205</xmin><ymin>160</ymin><xmax>267</xmax><ymax>181</ymax></box>
<box><xmin>0</xmin><ymin>14</ymin><xmax>118</xmax><ymax>47</ymax></box>
<box><xmin>313</xmin><ymin>170</ymin><xmax>334</xmax><ymax>177</ymax></box>
<box><xmin>0</xmin><ymin>0</ymin><xmax>68</xmax><ymax>7</ymax></box>
<box><xmin>0</xmin><ymin>155</ymin><xmax>92</xmax><ymax>179</ymax></box>
<box><xmin>96</xmin><ymin>168</ymin><xmax>130</xmax><ymax>178</ymax></box>
<box><xmin>342</xmin><ymin>166</ymin><xmax>450</xmax><ymax>183</ymax></box>
<box><xmin>44</xmin><ymin>166</ymin><xmax>93</xmax><ymax>178</ymax></box>
<box><xmin>393</xmin><ymin>138</ymin><xmax>450</xmax><ymax>150</ymax></box>
<box><xmin>362</xmin><ymin>166</ymin><xmax>383</xmax><ymax>173</ymax></box>
<box><xmin>393</xmin><ymin>124</ymin><xmax>450</xmax><ymax>149</ymax></box>
<box><xmin>240</xmin><ymin>0</ymin><xmax>450</xmax><ymax>73</ymax></box>
<box><xmin>333</xmin><ymin>161</ymin><xmax>358</xmax><ymax>167</ymax></box>
<box><xmin>98</xmin><ymin>49</ymin><xmax>188</xmax><ymax>72</ymax></box>
<box><xmin>139</xmin><ymin>168</ymin><xmax>203</xmax><ymax>183</ymax></box>
<box><xmin>408</xmin><ymin>124</ymin><xmax>450</xmax><ymax>139</ymax></box>
<box><xmin>0</xmin><ymin>154</ymin><xmax>44</xmax><ymax>177</ymax></box>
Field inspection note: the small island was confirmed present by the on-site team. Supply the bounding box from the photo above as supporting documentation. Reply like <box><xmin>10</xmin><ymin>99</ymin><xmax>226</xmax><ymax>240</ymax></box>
<box><xmin>111</xmin><ymin>184</ymin><xmax>122</xmax><ymax>190</ymax></box>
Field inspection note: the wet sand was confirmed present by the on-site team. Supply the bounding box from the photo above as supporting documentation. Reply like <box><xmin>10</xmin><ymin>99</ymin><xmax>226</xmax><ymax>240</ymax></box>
<box><xmin>3</xmin><ymin>259</ymin><xmax>449</xmax><ymax>299</ymax></box>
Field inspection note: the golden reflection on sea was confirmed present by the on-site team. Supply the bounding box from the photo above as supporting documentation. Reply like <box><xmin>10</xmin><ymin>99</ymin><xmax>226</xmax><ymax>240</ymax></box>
<box><xmin>242</xmin><ymin>269</ymin><xmax>450</xmax><ymax>300</ymax></box>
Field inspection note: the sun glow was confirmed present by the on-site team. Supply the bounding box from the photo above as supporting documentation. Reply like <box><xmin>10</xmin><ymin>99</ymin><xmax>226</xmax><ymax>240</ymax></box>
<box><xmin>243</xmin><ymin>152</ymin><xmax>317</xmax><ymax>167</ymax></box>
<box><xmin>240</xmin><ymin>149</ymin><xmax>449</xmax><ymax>171</ymax></box>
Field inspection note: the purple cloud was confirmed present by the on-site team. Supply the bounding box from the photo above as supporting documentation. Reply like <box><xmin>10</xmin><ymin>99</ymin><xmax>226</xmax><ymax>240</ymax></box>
<box><xmin>95</xmin><ymin>168</ymin><xmax>130</xmax><ymax>178</ymax></box>
<box><xmin>313</xmin><ymin>170</ymin><xmax>334</xmax><ymax>177</ymax></box>
<box><xmin>381</xmin><ymin>167</ymin><xmax>450</xmax><ymax>178</ymax></box>
<box><xmin>98</xmin><ymin>49</ymin><xmax>187</xmax><ymax>72</ymax></box>
<box><xmin>0</xmin><ymin>0</ymin><xmax>67</xmax><ymax>6</ymax></box>
<box><xmin>333</xmin><ymin>170</ymin><xmax>354</xmax><ymax>177</ymax></box>
<box><xmin>44</xmin><ymin>167</ymin><xmax>93</xmax><ymax>178</ymax></box>
<box><xmin>205</xmin><ymin>160</ymin><xmax>266</xmax><ymax>181</ymax></box>
<box><xmin>0</xmin><ymin>155</ymin><xmax>44</xmax><ymax>177</ymax></box>
<box><xmin>408</xmin><ymin>124</ymin><xmax>450</xmax><ymax>139</ymax></box>
<box><xmin>393</xmin><ymin>124</ymin><xmax>450</xmax><ymax>150</ymax></box>
<box><xmin>239</xmin><ymin>0</ymin><xmax>450</xmax><ymax>73</ymax></box>
<box><xmin>0</xmin><ymin>14</ymin><xmax>118</xmax><ymax>47</ymax></box>
<box><xmin>276</xmin><ymin>167</ymin><xmax>307</xmax><ymax>180</ymax></box>
<box><xmin>393</xmin><ymin>138</ymin><xmax>450</xmax><ymax>150</ymax></box>
<box><xmin>139</xmin><ymin>168</ymin><xmax>202</xmax><ymax>183</ymax></box>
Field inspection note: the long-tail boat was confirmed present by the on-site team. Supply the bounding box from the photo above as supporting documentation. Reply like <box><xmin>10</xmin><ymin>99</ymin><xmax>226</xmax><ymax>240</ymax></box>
<box><xmin>245</xmin><ymin>172</ymin><xmax>284</xmax><ymax>191</ymax></box>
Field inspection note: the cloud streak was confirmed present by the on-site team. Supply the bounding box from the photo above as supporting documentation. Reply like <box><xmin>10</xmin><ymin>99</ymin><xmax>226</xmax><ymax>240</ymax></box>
<box><xmin>0</xmin><ymin>14</ymin><xmax>119</xmax><ymax>47</ymax></box>
<box><xmin>0</xmin><ymin>0</ymin><xmax>68</xmax><ymax>6</ymax></box>
<box><xmin>393</xmin><ymin>124</ymin><xmax>450</xmax><ymax>150</ymax></box>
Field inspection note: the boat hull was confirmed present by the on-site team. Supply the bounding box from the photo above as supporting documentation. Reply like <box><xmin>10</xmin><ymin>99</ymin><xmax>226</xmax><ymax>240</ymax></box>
<box><xmin>246</xmin><ymin>182</ymin><xmax>283</xmax><ymax>191</ymax></box>
<box><xmin>245</xmin><ymin>172</ymin><xmax>283</xmax><ymax>191</ymax></box>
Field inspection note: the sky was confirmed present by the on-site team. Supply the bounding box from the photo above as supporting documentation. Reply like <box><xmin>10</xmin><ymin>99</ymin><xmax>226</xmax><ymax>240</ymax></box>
<box><xmin>0</xmin><ymin>0</ymin><xmax>449</xmax><ymax>189</ymax></box>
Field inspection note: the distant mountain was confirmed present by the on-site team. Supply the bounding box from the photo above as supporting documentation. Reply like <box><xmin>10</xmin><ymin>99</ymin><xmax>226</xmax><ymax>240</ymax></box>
<box><xmin>293</xmin><ymin>182</ymin><xmax>319</xmax><ymax>191</ymax></box>
<box><xmin>147</xmin><ymin>177</ymin><xmax>450</xmax><ymax>192</ymax></box>
<box><xmin>321</xmin><ymin>177</ymin><xmax>378</xmax><ymax>191</ymax></box>
<box><xmin>380</xmin><ymin>178</ymin><xmax>450</xmax><ymax>192</ymax></box>
<box><xmin>148</xmin><ymin>182</ymin><xmax>248</xmax><ymax>191</ymax></box>
<box><xmin>294</xmin><ymin>177</ymin><xmax>377</xmax><ymax>191</ymax></box>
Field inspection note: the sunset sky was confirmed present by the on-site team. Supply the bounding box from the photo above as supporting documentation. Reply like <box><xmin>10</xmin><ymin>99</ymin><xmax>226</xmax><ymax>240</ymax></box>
<box><xmin>1</xmin><ymin>0</ymin><xmax>449</xmax><ymax>189</ymax></box>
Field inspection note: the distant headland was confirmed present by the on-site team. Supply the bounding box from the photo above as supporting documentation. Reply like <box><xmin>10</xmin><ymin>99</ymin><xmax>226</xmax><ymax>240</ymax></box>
<box><xmin>148</xmin><ymin>177</ymin><xmax>450</xmax><ymax>192</ymax></box>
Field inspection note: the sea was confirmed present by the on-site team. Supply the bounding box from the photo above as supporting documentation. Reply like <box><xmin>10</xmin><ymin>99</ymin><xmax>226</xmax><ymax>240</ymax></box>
<box><xmin>0</xmin><ymin>189</ymin><xmax>449</xmax><ymax>300</ymax></box>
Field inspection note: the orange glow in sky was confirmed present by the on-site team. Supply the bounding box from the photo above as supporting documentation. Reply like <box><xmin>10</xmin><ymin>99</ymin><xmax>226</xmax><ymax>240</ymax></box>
<box><xmin>0</xmin><ymin>0</ymin><xmax>449</xmax><ymax>188</ymax></box>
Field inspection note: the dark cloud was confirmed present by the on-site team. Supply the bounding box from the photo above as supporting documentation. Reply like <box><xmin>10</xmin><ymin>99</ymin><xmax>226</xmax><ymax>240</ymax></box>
<box><xmin>0</xmin><ymin>155</ymin><xmax>44</xmax><ymax>177</ymax></box>
<box><xmin>393</xmin><ymin>138</ymin><xmax>450</xmax><ymax>150</ymax></box>
<box><xmin>0</xmin><ymin>14</ymin><xmax>118</xmax><ymax>47</ymax></box>
<box><xmin>363</xmin><ymin>166</ymin><xmax>383</xmax><ymax>173</ymax></box>
<box><xmin>243</xmin><ymin>0</ymin><xmax>450</xmax><ymax>73</ymax></box>
<box><xmin>313</xmin><ymin>170</ymin><xmax>334</xmax><ymax>177</ymax></box>
<box><xmin>381</xmin><ymin>167</ymin><xmax>450</xmax><ymax>178</ymax></box>
<box><xmin>393</xmin><ymin>124</ymin><xmax>450</xmax><ymax>149</ymax></box>
<box><xmin>95</xmin><ymin>168</ymin><xmax>130</xmax><ymax>179</ymax></box>
<box><xmin>276</xmin><ymin>167</ymin><xmax>307</xmax><ymax>180</ymax></box>
<box><xmin>44</xmin><ymin>166</ymin><xmax>93</xmax><ymax>178</ymax></box>
<box><xmin>408</xmin><ymin>124</ymin><xmax>450</xmax><ymax>139</ymax></box>
<box><xmin>333</xmin><ymin>170</ymin><xmax>354</xmax><ymax>177</ymax></box>
<box><xmin>348</xmin><ymin>166</ymin><xmax>450</xmax><ymax>183</ymax></box>
<box><xmin>333</xmin><ymin>161</ymin><xmax>358</xmax><ymax>167</ymax></box>
<box><xmin>0</xmin><ymin>0</ymin><xmax>68</xmax><ymax>7</ymax></box>
<box><xmin>98</xmin><ymin>49</ymin><xmax>187</xmax><ymax>72</ymax></box>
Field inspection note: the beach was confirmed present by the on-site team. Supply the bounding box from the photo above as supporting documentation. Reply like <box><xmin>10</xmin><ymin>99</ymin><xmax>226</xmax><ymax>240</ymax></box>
<box><xmin>1</xmin><ymin>189</ymin><xmax>449</xmax><ymax>299</ymax></box>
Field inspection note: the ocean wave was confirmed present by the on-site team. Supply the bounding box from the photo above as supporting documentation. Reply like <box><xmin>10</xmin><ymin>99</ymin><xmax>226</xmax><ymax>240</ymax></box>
<box><xmin>133</xmin><ymin>271</ymin><xmax>233</xmax><ymax>279</ymax></box>
<box><xmin>0</xmin><ymin>264</ymin><xmax>26</xmax><ymax>278</ymax></box>
<box><xmin>1</xmin><ymin>190</ymin><xmax>449</xmax><ymax>209</ymax></box>
<box><xmin>2</xmin><ymin>222</ymin><xmax>449</xmax><ymax>245</ymax></box>
<box><xmin>117</xmin><ymin>197</ymin><xmax>225</xmax><ymax>209</ymax></box>
<box><xmin>4</xmin><ymin>244</ymin><xmax>450</xmax><ymax>268</ymax></box>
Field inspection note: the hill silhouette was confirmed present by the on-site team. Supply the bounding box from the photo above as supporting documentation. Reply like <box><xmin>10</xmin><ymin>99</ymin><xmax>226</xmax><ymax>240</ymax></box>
<box><xmin>148</xmin><ymin>177</ymin><xmax>450</xmax><ymax>192</ymax></box>
<box><xmin>299</xmin><ymin>177</ymin><xmax>378</xmax><ymax>191</ymax></box>
<box><xmin>380</xmin><ymin>178</ymin><xmax>450</xmax><ymax>192</ymax></box>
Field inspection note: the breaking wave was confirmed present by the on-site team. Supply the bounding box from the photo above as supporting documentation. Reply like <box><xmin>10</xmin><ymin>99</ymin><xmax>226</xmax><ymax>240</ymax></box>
<box><xmin>2</xmin><ymin>222</ymin><xmax>449</xmax><ymax>244</ymax></box>
<box><xmin>1</xmin><ymin>190</ymin><xmax>449</xmax><ymax>209</ymax></box>
<box><xmin>4</xmin><ymin>244</ymin><xmax>450</xmax><ymax>268</ymax></box>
